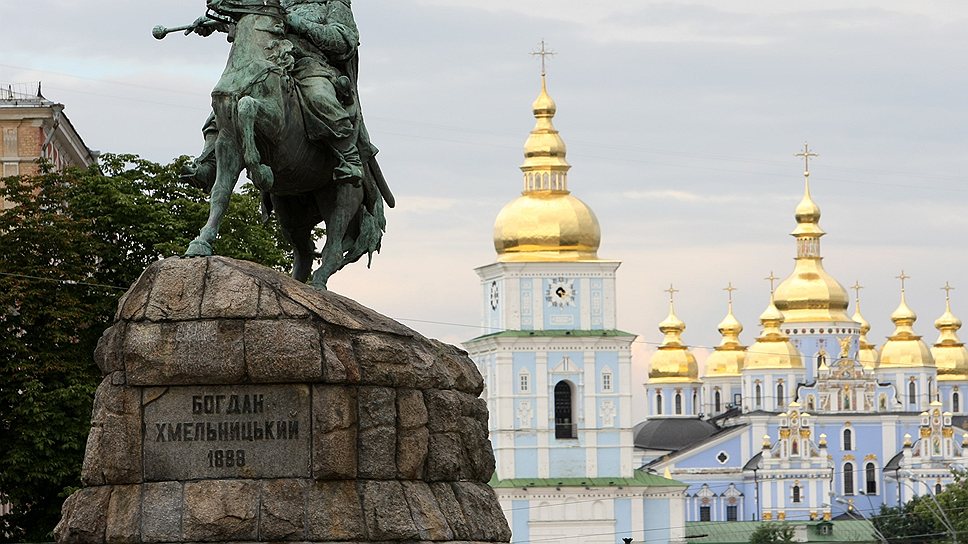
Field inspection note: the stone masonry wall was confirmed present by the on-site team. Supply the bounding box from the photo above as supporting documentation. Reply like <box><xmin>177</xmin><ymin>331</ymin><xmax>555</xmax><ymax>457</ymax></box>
<box><xmin>55</xmin><ymin>257</ymin><xmax>511</xmax><ymax>544</ymax></box>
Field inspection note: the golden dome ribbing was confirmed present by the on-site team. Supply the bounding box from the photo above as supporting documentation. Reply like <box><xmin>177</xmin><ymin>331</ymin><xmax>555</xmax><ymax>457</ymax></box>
<box><xmin>745</xmin><ymin>296</ymin><xmax>803</xmax><ymax>370</ymax></box>
<box><xmin>649</xmin><ymin>289</ymin><xmax>699</xmax><ymax>383</ymax></box>
<box><xmin>878</xmin><ymin>273</ymin><xmax>934</xmax><ymax>368</ymax></box>
<box><xmin>705</xmin><ymin>285</ymin><xmax>746</xmax><ymax>377</ymax></box>
<box><xmin>932</xmin><ymin>283</ymin><xmax>968</xmax><ymax>380</ymax></box>
<box><xmin>493</xmin><ymin>76</ymin><xmax>602</xmax><ymax>262</ymax></box>
<box><xmin>772</xmin><ymin>163</ymin><xmax>852</xmax><ymax>324</ymax></box>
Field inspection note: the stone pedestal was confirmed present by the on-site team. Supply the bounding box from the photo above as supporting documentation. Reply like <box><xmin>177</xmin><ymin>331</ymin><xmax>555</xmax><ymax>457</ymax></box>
<box><xmin>55</xmin><ymin>257</ymin><xmax>511</xmax><ymax>544</ymax></box>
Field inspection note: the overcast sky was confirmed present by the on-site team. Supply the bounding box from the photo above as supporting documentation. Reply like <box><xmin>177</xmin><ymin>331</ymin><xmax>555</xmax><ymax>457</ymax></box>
<box><xmin>4</xmin><ymin>1</ymin><xmax>968</xmax><ymax>417</ymax></box>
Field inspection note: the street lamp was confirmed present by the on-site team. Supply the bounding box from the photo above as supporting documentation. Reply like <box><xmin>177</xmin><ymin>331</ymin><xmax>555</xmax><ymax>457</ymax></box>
<box><xmin>898</xmin><ymin>470</ymin><xmax>957</xmax><ymax>544</ymax></box>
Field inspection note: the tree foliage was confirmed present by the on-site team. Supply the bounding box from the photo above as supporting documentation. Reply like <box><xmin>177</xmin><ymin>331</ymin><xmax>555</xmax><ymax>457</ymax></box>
<box><xmin>748</xmin><ymin>522</ymin><xmax>796</xmax><ymax>544</ymax></box>
<box><xmin>0</xmin><ymin>154</ymin><xmax>291</xmax><ymax>541</ymax></box>
<box><xmin>871</xmin><ymin>474</ymin><xmax>968</xmax><ymax>544</ymax></box>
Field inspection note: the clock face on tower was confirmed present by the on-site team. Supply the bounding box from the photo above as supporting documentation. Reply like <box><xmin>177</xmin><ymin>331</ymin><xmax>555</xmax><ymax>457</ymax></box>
<box><xmin>546</xmin><ymin>277</ymin><xmax>576</xmax><ymax>308</ymax></box>
<box><xmin>489</xmin><ymin>281</ymin><xmax>499</xmax><ymax>310</ymax></box>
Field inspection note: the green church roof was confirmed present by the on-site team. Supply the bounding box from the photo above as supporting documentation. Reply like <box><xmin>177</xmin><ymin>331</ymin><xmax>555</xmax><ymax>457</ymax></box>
<box><xmin>685</xmin><ymin>521</ymin><xmax>880</xmax><ymax>544</ymax></box>
<box><xmin>489</xmin><ymin>468</ymin><xmax>685</xmax><ymax>489</ymax></box>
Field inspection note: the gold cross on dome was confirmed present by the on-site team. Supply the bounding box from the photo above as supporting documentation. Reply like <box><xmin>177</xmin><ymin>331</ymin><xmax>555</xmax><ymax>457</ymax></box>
<box><xmin>851</xmin><ymin>281</ymin><xmax>864</xmax><ymax>302</ymax></box>
<box><xmin>724</xmin><ymin>282</ymin><xmax>737</xmax><ymax>305</ymax></box>
<box><xmin>531</xmin><ymin>40</ymin><xmax>556</xmax><ymax>78</ymax></box>
<box><xmin>943</xmin><ymin>281</ymin><xmax>955</xmax><ymax>301</ymax></box>
<box><xmin>664</xmin><ymin>284</ymin><xmax>680</xmax><ymax>304</ymax></box>
<box><xmin>896</xmin><ymin>270</ymin><xmax>911</xmax><ymax>292</ymax></box>
<box><xmin>765</xmin><ymin>271</ymin><xmax>779</xmax><ymax>295</ymax></box>
<box><xmin>795</xmin><ymin>143</ymin><xmax>819</xmax><ymax>175</ymax></box>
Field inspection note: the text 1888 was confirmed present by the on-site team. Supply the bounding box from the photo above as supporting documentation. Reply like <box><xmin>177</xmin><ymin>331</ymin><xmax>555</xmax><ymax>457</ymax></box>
<box><xmin>207</xmin><ymin>449</ymin><xmax>245</xmax><ymax>468</ymax></box>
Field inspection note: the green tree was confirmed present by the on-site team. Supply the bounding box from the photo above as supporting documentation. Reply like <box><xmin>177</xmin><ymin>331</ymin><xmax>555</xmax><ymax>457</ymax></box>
<box><xmin>748</xmin><ymin>522</ymin><xmax>795</xmax><ymax>544</ymax></box>
<box><xmin>0</xmin><ymin>154</ymin><xmax>290</xmax><ymax>541</ymax></box>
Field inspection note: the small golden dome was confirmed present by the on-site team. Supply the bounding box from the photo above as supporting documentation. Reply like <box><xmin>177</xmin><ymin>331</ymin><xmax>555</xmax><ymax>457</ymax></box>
<box><xmin>878</xmin><ymin>279</ymin><xmax>934</xmax><ymax>369</ymax></box>
<box><xmin>773</xmin><ymin>177</ymin><xmax>852</xmax><ymax>323</ymax></box>
<box><xmin>493</xmin><ymin>75</ymin><xmax>602</xmax><ymax>262</ymax></box>
<box><xmin>933</xmin><ymin>285</ymin><xmax>968</xmax><ymax>380</ymax></box>
<box><xmin>852</xmin><ymin>285</ymin><xmax>878</xmax><ymax>370</ymax></box>
<box><xmin>745</xmin><ymin>298</ymin><xmax>804</xmax><ymax>370</ymax></box>
<box><xmin>649</xmin><ymin>296</ymin><xmax>699</xmax><ymax>383</ymax></box>
<box><xmin>704</xmin><ymin>295</ymin><xmax>746</xmax><ymax>377</ymax></box>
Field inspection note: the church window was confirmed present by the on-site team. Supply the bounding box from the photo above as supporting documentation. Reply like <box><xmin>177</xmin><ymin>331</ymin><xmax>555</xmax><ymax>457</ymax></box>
<box><xmin>843</xmin><ymin>463</ymin><xmax>855</xmax><ymax>495</ymax></box>
<box><xmin>792</xmin><ymin>485</ymin><xmax>801</xmax><ymax>503</ymax></box>
<box><xmin>954</xmin><ymin>391</ymin><xmax>961</xmax><ymax>413</ymax></box>
<box><xmin>714</xmin><ymin>390</ymin><xmax>722</xmax><ymax>412</ymax></box>
<box><xmin>692</xmin><ymin>392</ymin><xmax>698</xmax><ymax>414</ymax></box>
<box><xmin>866</xmin><ymin>463</ymin><xmax>877</xmax><ymax>495</ymax></box>
<box><xmin>675</xmin><ymin>393</ymin><xmax>683</xmax><ymax>415</ymax></box>
<box><xmin>817</xmin><ymin>352</ymin><xmax>825</xmax><ymax>368</ymax></box>
<box><xmin>936</xmin><ymin>483</ymin><xmax>943</xmax><ymax>494</ymax></box>
<box><xmin>699</xmin><ymin>505</ymin><xmax>711</xmax><ymax>521</ymax></box>
<box><xmin>807</xmin><ymin>395</ymin><xmax>815</xmax><ymax>411</ymax></box>
<box><xmin>656</xmin><ymin>392</ymin><xmax>663</xmax><ymax>415</ymax></box>
<box><xmin>519</xmin><ymin>370</ymin><xmax>530</xmax><ymax>393</ymax></box>
<box><xmin>726</xmin><ymin>505</ymin><xmax>738</xmax><ymax>521</ymax></box>
<box><xmin>909</xmin><ymin>381</ymin><xmax>917</xmax><ymax>405</ymax></box>
<box><xmin>601</xmin><ymin>369</ymin><xmax>613</xmax><ymax>392</ymax></box>
<box><xmin>776</xmin><ymin>383</ymin><xmax>785</xmax><ymax>408</ymax></box>
<box><xmin>554</xmin><ymin>381</ymin><xmax>576</xmax><ymax>439</ymax></box>
<box><xmin>755</xmin><ymin>384</ymin><xmax>762</xmax><ymax>409</ymax></box>
<box><xmin>717</xmin><ymin>451</ymin><xmax>729</xmax><ymax>464</ymax></box>
<box><xmin>843</xmin><ymin>428</ymin><xmax>853</xmax><ymax>451</ymax></box>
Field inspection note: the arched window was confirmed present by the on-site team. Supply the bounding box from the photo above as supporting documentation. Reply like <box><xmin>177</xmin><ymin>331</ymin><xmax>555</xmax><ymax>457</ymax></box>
<box><xmin>909</xmin><ymin>381</ymin><xmax>917</xmax><ymax>404</ymax></box>
<box><xmin>792</xmin><ymin>485</ymin><xmax>801</xmax><ymax>503</ymax></box>
<box><xmin>714</xmin><ymin>390</ymin><xmax>722</xmax><ymax>412</ymax></box>
<box><xmin>843</xmin><ymin>463</ymin><xmax>855</xmax><ymax>495</ymax></box>
<box><xmin>656</xmin><ymin>392</ymin><xmax>663</xmax><ymax>415</ymax></box>
<box><xmin>554</xmin><ymin>381</ymin><xmax>576</xmax><ymax>439</ymax></box>
<box><xmin>692</xmin><ymin>392</ymin><xmax>698</xmax><ymax>414</ymax></box>
<box><xmin>675</xmin><ymin>393</ymin><xmax>683</xmax><ymax>415</ymax></box>
<box><xmin>866</xmin><ymin>463</ymin><xmax>877</xmax><ymax>494</ymax></box>
<box><xmin>776</xmin><ymin>383</ymin><xmax>785</xmax><ymax>408</ymax></box>
<box><xmin>954</xmin><ymin>391</ymin><xmax>961</xmax><ymax>413</ymax></box>
<box><xmin>936</xmin><ymin>483</ymin><xmax>943</xmax><ymax>495</ymax></box>
<box><xmin>755</xmin><ymin>384</ymin><xmax>763</xmax><ymax>408</ymax></box>
<box><xmin>843</xmin><ymin>428</ymin><xmax>853</xmax><ymax>451</ymax></box>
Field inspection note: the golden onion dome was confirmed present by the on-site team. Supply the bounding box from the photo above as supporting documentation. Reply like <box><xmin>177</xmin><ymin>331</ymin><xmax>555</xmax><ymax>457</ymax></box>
<box><xmin>704</xmin><ymin>293</ymin><xmax>746</xmax><ymax>377</ymax></box>
<box><xmin>933</xmin><ymin>285</ymin><xmax>968</xmax><ymax>380</ymax></box>
<box><xmin>772</xmin><ymin>172</ymin><xmax>852</xmax><ymax>323</ymax></box>
<box><xmin>745</xmin><ymin>297</ymin><xmax>804</xmax><ymax>370</ymax></box>
<box><xmin>877</xmin><ymin>277</ymin><xmax>934</xmax><ymax>369</ymax></box>
<box><xmin>649</xmin><ymin>295</ymin><xmax>699</xmax><ymax>383</ymax></box>
<box><xmin>493</xmin><ymin>75</ymin><xmax>602</xmax><ymax>262</ymax></box>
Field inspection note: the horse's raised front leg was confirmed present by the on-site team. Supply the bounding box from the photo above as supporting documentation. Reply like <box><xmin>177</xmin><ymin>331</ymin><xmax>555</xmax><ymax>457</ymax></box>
<box><xmin>311</xmin><ymin>184</ymin><xmax>358</xmax><ymax>290</ymax></box>
<box><xmin>238</xmin><ymin>96</ymin><xmax>274</xmax><ymax>192</ymax></box>
<box><xmin>185</xmin><ymin>133</ymin><xmax>243</xmax><ymax>257</ymax></box>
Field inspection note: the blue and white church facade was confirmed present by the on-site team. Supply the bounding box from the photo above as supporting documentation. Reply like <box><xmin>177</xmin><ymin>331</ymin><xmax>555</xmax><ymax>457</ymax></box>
<box><xmin>465</xmin><ymin>74</ymin><xmax>687</xmax><ymax>544</ymax></box>
<box><xmin>638</xmin><ymin>158</ymin><xmax>968</xmax><ymax>523</ymax></box>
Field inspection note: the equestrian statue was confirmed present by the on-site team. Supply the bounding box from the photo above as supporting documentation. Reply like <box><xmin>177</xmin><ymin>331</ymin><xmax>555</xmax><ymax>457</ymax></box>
<box><xmin>154</xmin><ymin>0</ymin><xmax>394</xmax><ymax>289</ymax></box>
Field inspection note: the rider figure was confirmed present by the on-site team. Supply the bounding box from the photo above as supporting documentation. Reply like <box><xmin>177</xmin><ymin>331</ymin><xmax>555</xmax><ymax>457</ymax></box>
<box><xmin>184</xmin><ymin>0</ymin><xmax>365</xmax><ymax>190</ymax></box>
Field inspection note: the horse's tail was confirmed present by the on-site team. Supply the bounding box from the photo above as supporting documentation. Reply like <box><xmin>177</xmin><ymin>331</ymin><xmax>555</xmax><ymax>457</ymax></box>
<box><xmin>338</xmin><ymin>194</ymin><xmax>384</xmax><ymax>270</ymax></box>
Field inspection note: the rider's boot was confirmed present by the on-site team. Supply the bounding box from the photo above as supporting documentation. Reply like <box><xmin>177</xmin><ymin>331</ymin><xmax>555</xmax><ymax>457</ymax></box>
<box><xmin>181</xmin><ymin>118</ymin><xmax>218</xmax><ymax>193</ymax></box>
<box><xmin>331</xmin><ymin>136</ymin><xmax>364</xmax><ymax>186</ymax></box>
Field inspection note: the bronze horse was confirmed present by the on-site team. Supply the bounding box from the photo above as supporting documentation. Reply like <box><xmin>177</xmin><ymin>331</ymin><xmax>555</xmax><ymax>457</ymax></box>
<box><xmin>182</xmin><ymin>0</ymin><xmax>393</xmax><ymax>288</ymax></box>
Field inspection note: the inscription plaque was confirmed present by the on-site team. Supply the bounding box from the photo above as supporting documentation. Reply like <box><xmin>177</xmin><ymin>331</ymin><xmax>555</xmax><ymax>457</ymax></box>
<box><xmin>143</xmin><ymin>384</ymin><xmax>311</xmax><ymax>481</ymax></box>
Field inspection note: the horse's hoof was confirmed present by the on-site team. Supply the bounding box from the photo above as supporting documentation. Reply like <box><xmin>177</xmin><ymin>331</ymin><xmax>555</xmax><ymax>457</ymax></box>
<box><xmin>185</xmin><ymin>238</ymin><xmax>213</xmax><ymax>257</ymax></box>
